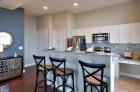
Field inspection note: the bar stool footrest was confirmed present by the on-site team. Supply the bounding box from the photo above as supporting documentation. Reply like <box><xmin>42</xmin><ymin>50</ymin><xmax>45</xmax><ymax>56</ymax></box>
<box><xmin>37</xmin><ymin>79</ymin><xmax>54</xmax><ymax>88</ymax></box>
<box><xmin>56</xmin><ymin>84</ymin><xmax>73</xmax><ymax>91</ymax></box>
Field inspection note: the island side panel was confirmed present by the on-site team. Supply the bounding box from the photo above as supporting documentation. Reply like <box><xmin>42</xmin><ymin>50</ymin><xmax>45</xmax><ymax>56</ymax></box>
<box><xmin>45</xmin><ymin>51</ymin><xmax>111</xmax><ymax>92</ymax></box>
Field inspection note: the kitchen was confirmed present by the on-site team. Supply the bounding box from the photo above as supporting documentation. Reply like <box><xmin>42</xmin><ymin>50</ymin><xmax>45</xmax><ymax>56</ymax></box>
<box><xmin>0</xmin><ymin>0</ymin><xmax>140</xmax><ymax>92</ymax></box>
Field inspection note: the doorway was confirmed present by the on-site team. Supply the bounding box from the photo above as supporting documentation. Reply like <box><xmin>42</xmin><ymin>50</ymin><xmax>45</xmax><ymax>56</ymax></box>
<box><xmin>53</xmin><ymin>29</ymin><xmax>66</xmax><ymax>50</ymax></box>
<box><xmin>36</xmin><ymin>29</ymin><xmax>48</xmax><ymax>56</ymax></box>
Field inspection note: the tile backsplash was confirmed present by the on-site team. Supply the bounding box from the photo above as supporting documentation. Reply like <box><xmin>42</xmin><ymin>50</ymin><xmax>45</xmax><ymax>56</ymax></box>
<box><xmin>87</xmin><ymin>43</ymin><xmax>140</xmax><ymax>55</ymax></box>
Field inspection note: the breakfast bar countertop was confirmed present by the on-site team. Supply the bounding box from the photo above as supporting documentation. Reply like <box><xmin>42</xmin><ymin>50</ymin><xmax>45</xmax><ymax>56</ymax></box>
<box><xmin>43</xmin><ymin>49</ymin><xmax>121</xmax><ymax>57</ymax></box>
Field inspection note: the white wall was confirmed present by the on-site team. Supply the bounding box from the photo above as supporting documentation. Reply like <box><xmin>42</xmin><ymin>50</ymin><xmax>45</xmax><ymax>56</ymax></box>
<box><xmin>48</xmin><ymin>14</ymin><xmax>53</xmax><ymax>47</ymax></box>
<box><xmin>37</xmin><ymin>14</ymin><xmax>49</xmax><ymax>30</ymax></box>
<box><xmin>53</xmin><ymin>11</ymin><xmax>67</xmax><ymax>30</ymax></box>
<box><xmin>75</xmin><ymin>0</ymin><xmax>140</xmax><ymax>28</ymax></box>
<box><xmin>67</xmin><ymin>12</ymin><xmax>75</xmax><ymax>38</ymax></box>
<box><xmin>24</xmin><ymin>14</ymin><xmax>36</xmax><ymax>66</ymax></box>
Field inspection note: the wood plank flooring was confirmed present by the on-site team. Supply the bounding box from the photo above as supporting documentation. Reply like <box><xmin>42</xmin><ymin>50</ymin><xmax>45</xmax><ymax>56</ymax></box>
<box><xmin>0</xmin><ymin>65</ymin><xmax>140</xmax><ymax>92</ymax></box>
<box><xmin>0</xmin><ymin>65</ymin><xmax>61</xmax><ymax>92</ymax></box>
<box><xmin>115</xmin><ymin>76</ymin><xmax>140</xmax><ymax>92</ymax></box>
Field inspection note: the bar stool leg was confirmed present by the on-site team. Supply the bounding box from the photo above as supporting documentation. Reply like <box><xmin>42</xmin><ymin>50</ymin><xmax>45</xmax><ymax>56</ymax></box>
<box><xmin>91</xmin><ymin>85</ymin><xmax>92</xmax><ymax>92</ymax></box>
<box><xmin>84</xmin><ymin>82</ymin><xmax>86</xmax><ymax>92</ymax></box>
<box><xmin>63</xmin><ymin>77</ymin><xmax>66</xmax><ymax>92</ymax></box>
<box><xmin>72</xmin><ymin>72</ymin><xmax>75</xmax><ymax>92</ymax></box>
<box><xmin>106</xmin><ymin>85</ymin><xmax>108</xmax><ymax>92</ymax></box>
<box><xmin>53</xmin><ymin>74</ymin><xmax>56</xmax><ymax>92</ymax></box>
<box><xmin>44</xmin><ymin>71</ymin><xmax>47</xmax><ymax>92</ymax></box>
<box><xmin>34</xmin><ymin>71</ymin><xmax>38</xmax><ymax>92</ymax></box>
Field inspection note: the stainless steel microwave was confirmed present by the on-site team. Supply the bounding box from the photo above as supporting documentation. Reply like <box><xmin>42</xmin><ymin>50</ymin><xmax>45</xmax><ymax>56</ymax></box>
<box><xmin>92</xmin><ymin>33</ymin><xmax>109</xmax><ymax>43</ymax></box>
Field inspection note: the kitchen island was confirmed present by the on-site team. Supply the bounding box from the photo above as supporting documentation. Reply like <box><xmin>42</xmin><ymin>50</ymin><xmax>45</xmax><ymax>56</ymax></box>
<box><xmin>44</xmin><ymin>50</ymin><xmax>118</xmax><ymax>92</ymax></box>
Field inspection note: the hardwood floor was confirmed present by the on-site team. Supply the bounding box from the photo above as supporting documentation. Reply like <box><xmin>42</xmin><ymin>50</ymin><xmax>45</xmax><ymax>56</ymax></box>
<box><xmin>115</xmin><ymin>76</ymin><xmax>140</xmax><ymax>92</ymax></box>
<box><xmin>0</xmin><ymin>65</ymin><xmax>61</xmax><ymax>92</ymax></box>
<box><xmin>0</xmin><ymin>65</ymin><xmax>140</xmax><ymax>92</ymax></box>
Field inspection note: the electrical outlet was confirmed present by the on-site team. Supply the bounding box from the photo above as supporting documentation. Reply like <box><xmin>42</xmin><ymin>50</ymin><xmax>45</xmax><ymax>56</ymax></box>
<box><xmin>19</xmin><ymin>46</ymin><xmax>23</xmax><ymax>50</ymax></box>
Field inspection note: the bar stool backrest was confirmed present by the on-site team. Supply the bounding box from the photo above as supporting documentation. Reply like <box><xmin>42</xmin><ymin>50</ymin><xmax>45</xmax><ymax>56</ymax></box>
<box><xmin>33</xmin><ymin>55</ymin><xmax>46</xmax><ymax>70</ymax></box>
<box><xmin>79</xmin><ymin>60</ymin><xmax>106</xmax><ymax>86</ymax></box>
<box><xmin>49</xmin><ymin>57</ymin><xmax>66</xmax><ymax>75</ymax></box>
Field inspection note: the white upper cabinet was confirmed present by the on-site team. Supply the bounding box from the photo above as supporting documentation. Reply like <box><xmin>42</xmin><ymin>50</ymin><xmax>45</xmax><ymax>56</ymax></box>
<box><xmin>72</xmin><ymin>29</ymin><xmax>79</xmax><ymax>36</ymax></box>
<box><xmin>109</xmin><ymin>25</ymin><xmax>120</xmax><ymax>43</ymax></box>
<box><xmin>72</xmin><ymin>29</ymin><xmax>86</xmax><ymax>36</ymax></box>
<box><xmin>130</xmin><ymin>23</ymin><xmax>140</xmax><ymax>43</ymax></box>
<box><xmin>93</xmin><ymin>27</ymin><xmax>100</xmax><ymax>33</ymax></box>
<box><xmin>86</xmin><ymin>28</ymin><xmax>93</xmax><ymax>43</ymax></box>
<box><xmin>93</xmin><ymin>26</ymin><xmax>109</xmax><ymax>33</ymax></box>
<box><xmin>120</xmin><ymin>24</ymin><xmax>130</xmax><ymax>43</ymax></box>
<box><xmin>79</xmin><ymin>28</ymin><xmax>86</xmax><ymax>36</ymax></box>
<box><xmin>101</xmin><ymin>26</ymin><xmax>110</xmax><ymax>33</ymax></box>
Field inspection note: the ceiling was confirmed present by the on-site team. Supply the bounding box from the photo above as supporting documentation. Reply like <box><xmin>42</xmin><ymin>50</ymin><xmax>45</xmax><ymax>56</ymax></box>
<box><xmin>21</xmin><ymin>0</ymin><xmax>132</xmax><ymax>16</ymax></box>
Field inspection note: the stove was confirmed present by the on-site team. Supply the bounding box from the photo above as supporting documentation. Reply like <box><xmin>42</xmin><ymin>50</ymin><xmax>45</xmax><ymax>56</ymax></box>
<box><xmin>94</xmin><ymin>47</ymin><xmax>111</xmax><ymax>53</ymax></box>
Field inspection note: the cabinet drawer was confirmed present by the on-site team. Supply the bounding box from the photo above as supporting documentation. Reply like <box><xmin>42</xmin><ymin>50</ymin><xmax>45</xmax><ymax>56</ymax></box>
<box><xmin>0</xmin><ymin>60</ymin><xmax>9</xmax><ymax>81</ymax></box>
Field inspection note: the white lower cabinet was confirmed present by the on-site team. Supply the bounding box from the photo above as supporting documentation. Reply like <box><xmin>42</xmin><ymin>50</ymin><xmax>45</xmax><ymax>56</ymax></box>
<box><xmin>86</xmin><ymin>28</ymin><xmax>93</xmax><ymax>43</ymax></box>
<box><xmin>109</xmin><ymin>25</ymin><xmax>120</xmax><ymax>43</ymax></box>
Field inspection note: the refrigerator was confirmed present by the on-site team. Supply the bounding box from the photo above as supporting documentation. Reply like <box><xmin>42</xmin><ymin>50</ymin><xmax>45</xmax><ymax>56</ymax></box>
<box><xmin>67</xmin><ymin>38</ymin><xmax>86</xmax><ymax>51</ymax></box>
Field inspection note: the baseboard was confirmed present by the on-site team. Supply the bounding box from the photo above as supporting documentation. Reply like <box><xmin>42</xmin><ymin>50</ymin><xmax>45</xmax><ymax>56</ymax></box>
<box><xmin>120</xmin><ymin>72</ymin><xmax>140</xmax><ymax>79</ymax></box>
<box><xmin>25</xmin><ymin>63</ymin><xmax>35</xmax><ymax>67</ymax></box>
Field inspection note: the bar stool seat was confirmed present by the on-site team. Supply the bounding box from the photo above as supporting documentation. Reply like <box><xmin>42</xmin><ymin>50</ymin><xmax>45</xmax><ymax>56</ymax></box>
<box><xmin>86</xmin><ymin>75</ymin><xmax>108</xmax><ymax>85</ymax></box>
<box><xmin>56</xmin><ymin>68</ymin><xmax>73</xmax><ymax>75</ymax></box>
<box><xmin>38</xmin><ymin>65</ymin><xmax>52</xmax><ymax>70</ymax></box>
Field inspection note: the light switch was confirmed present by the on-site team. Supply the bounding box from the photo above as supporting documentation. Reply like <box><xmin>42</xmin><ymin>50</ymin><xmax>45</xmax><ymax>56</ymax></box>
<box><xmin>19</xmin><ymin>46</ymin><xmax>23</xmax><ymax>50</ymax></box>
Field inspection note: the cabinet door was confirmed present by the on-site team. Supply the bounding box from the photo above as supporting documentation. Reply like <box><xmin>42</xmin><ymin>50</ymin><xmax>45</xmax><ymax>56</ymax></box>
<box><xmin>9</xmin><ymin>57</ymin><xmax>22</xmax><ymax>78</ymax></box>
<box><xmin>130</xmin><ymin>23</ymin><xmax>140</xmax><ymax>43</ymax></box>
<box><xmin>79</xmin><ymin>29</ymin><xmax>86</xmax><ymax>36</ymax></box>
<box><xmin>101</xmin><ymin>26</ymin><xmax>110</xmax><ymax>33</ymax></box>
<box><xmin>110</xmin><ymin>25</ymin><xmax>120</xmax><ymax>43</ymax></box>
<box><xmin>120</xmin><ymin>24</ymin><xmax>130</xmax><ymax>43</ymax></box>
<box><xmin>72</xmin><ymin>29</ymin><xmax>79</xmax><ymax>36</ymax></box>
<box><xmin>93</xmin><ymin>27</ymin><xmax>100</xmax><ymax>33</ymax></box>
<box><xmin>86</xmin><ymin>28</ymin><xmax>93</xmax><ymax>43</ymax></box>
<box><xmin>0</xmin><ymin>59</ymin><xmax>9</xmax><ymax>81</ymax></box>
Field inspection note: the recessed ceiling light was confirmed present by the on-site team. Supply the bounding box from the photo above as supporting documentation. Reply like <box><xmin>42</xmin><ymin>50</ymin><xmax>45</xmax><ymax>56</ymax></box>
<box><xmin>74</xmin><ymin>3</ymin><xmax>78</xmax><ymax>6</ymax></box>
<box><xmin>44</xmin><ymin>7</ymin><xmax>47</xmax><ymax>9</ymax></box>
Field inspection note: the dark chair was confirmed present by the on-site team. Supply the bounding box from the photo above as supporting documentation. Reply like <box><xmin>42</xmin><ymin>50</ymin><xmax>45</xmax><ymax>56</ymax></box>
<box><xmin>49</xmin><ymin>57</ymin><xmax>75</xmax><ymax>92</ymax></box>
<box><xmin>79</xmin><ymin>60</ymin><xmax>109</xmax><ymax>92</ymax></box>
<box><xmin>33</xmin><ymin>55</ymin><xmax>53</xmax><ymax>92</ymax></box>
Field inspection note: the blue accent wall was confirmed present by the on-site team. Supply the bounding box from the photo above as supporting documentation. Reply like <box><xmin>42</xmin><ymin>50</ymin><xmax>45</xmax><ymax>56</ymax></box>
<box><xmin>0</xmin><ymin>8</ymin><xmax>24</xmax><ymax>57</ymax></box>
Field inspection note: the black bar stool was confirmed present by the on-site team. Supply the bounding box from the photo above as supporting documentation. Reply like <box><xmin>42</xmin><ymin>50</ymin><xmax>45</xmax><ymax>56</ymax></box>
<box><xmin>79</xmin><ymin>60</ymin><xmax>109</xmax><ymax>92</ymax></box>
<box><xmin>33</xmin><ymin>55</ymin><xmax>53</xmax><ymax>92</ymax></box>
<box><xmin>49</xmin><ymin>57</ymin><xmax>75</xmax><ymax>92</ymax></box>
